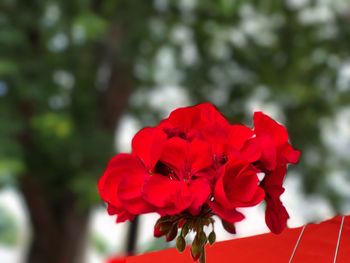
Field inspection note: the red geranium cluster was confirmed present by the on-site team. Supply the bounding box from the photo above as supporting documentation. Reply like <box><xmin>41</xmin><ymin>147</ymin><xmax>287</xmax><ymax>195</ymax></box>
<box><xmin>98</xmin><ymin>102</ymin><xmax>300</xmax><ymax>258</ymax></box>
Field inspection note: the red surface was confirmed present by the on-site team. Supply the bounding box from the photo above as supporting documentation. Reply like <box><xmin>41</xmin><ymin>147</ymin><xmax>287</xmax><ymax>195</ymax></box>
<box><xmin>127</xmin><ymin>227</ymin><xmax>302</xmax><ymax>262</ymax></box>
<box><xmin>337</xmin><ymin>216</ymin><xmax>350</xmax><ymax>263</ymax></box>
<box><xmin>106</xmin><ymin>257</ymin><xmax>127</xmax><ymax>263</ymax></box>
<box><xmin>292</xmin><ymin>216</ymin><xmax>342</xmax><ymax>263</ymax></box>
<box><xmin>110</xmin><ymin>215</ymin><xmax>350</xmax><ymax>263</ymax></box>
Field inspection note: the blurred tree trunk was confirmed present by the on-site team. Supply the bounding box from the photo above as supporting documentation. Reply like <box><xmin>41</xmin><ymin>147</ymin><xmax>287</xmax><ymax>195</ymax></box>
<box><xmin>18</xmin><ymin>51</ymin><xmax>133</xmax><ymax>263</ymax></box>
<box><xmin>20</xmin><ymin>175</ymin><xmax>89</xmax><ymax>263</ymax></box>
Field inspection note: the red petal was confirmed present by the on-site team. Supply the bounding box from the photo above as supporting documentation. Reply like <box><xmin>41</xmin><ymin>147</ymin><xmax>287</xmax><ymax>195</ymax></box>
<box><xmin>106</xmin><ymin>204</ymin><xmax>135</xmax><ymax>222</ymax></box>
<box><xmin>117</xmin><ymin>158</ymin><xmax>148</xmax><ymax>200</ymax></box>
<box><xmin>201</xmin><ymin>123</ymin><xmax>229</xmax><ymax>157</ymax></box>
<box><xmin>121</xmin><ymin>196</ymin><xmax>154</xmax><ymax>215</ymax></box>
<box><xmin>98</xmin><ymin>154</ymin><xmax>137</xmax><ymax>208</ymax></box>
<box><xmin>253</xmin><ymin>112</ymin><xmax>300</xmax><ymax>167</ymax></box>
<box><xmin>254</xmin><ymin>112</ymin><xmax>289</xmax><ymax>145</ymax></box>
<box><xmin>167</xmin><ymin>105</ymin><xmax>202</xmax><ymax>132</ymax></box>
<box><xmin>197</xmin><ymin>103</ymin><xmax>231</xmax><ymax>155</ymax></box>
<box><xmin>116</xmin><ymin>211</ymin><xmax>135</xmax><ymax>223</ymax></box>
<box><xmin>230</xmin><ymin>124</ymin><xmax>254</xmax><ymax>150</ymax></box>
<box><xmin>263</xmin><ymin>165</ymin><xmax>287</xmax><ymax>188</ymax></box>
<box><xmin>240</xmin><ymin>138</ymin><xmax>262</xmax><ymax>163</ymax></box>
<box><xmin>188</xmin><ymin>139</ymin><xmax>213</xmax><ymax>174</ymax></box>
<box><xmin>160</xmin><ymin>138</ymin><xmax>212</xmax><ymax>176</ymax></box>
<box><xmin>98</xmin><ymin>153</ymin><xmax>153</xmax><ymax>216</ymax></box>
<box><xmin>258</xmin><ymin>135</ymin><xmax>277</xmax><ymax>171</ymax></box>
<box><xmin>142</xmin><ymin>174</ymin><xmax>192</xmax><ymax>214</ymax></box>
<box><xmin>213</xmin><ymin>168</ymin><xmax>232</xmax><ymax>209</ymax></box>
<box><xmin>265</xmin><ymin>195</ymin><xmax>289</xmax><ymax>234</ymax></box>
<box><xmin>107</xmin><ymin>203</ymin><xmax>122</xmax><ymax>215</ymax></box>
<box><xmin>188</xmin><ymin>178</ymin><xmax>211</xmax><ymax>215</ymax></box>
<box><xmin>196</xmin><ymin>102</ymin><xmax>229</xmax><ymax>125</ymax></box>
<box><xmin>132</xmin><ymin>127</ymin><xmax>167</xmax><ymax>169</ymax></box>
<box><xmin>282</xmin><ymin>144</ymin><xmax>301</xmax><ymax>164</ymax></box>
<box><xmin>223</xmin><ymin>160</ymin><xmax>265</xmax><ymax>207</ymax></box>
<box><xmin>208</xmin><ymin>201</ymin><xmax>245</xmax><ymax>223</ymax></box>
<box><xmin>159</xmin><ymin>137</ymin><xmax>187</xmax><ymax>175</ymax></box>
<box><xmin>262</xmin><ymin>166</ymin><xmax>289</xmax><ymax>234</ymax></box>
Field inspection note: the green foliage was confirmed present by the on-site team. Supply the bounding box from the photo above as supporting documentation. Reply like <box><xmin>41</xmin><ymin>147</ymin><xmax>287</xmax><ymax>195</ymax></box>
<box><xmin>0</xmin><ymin>159</ymin><xmax>24</xmax><ymax>187</ymax></box>
<box><xmin>74</xmin><ymin>12</ymin><xmax>108</xmax><ymax>40</ymax></box>
<box><xmin>0</xmin><ymin>60</ymin><xmax>18</xmax><ymax>75</ymax></box>
<box><xmin>31</xmin><ymin>113</ymin><xmax>73</xmax><ymax>139</ymax></box>
<box><xmin>0</xmin><ymin>0</ymin><xmax>349</xmax><ymax>219</ymax></box>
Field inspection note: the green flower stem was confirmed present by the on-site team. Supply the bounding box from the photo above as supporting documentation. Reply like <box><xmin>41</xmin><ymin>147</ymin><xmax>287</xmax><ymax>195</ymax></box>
<box><xmin>199</xmin><ymin>246</ymin><xmax>206</xmax><ymax>263</ymax></box>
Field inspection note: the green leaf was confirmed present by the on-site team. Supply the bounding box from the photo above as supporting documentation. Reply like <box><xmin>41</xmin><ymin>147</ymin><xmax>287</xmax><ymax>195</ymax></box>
<box><xmin>0</xmin><ymin>159</ymin><xmax>24</xmax><ymax>177</ymax></box>
<box><xmin>74</xmin><ymin>12</ymin><xmax>107</xmax><ymax>40</ymax></box>
<box><xmin>219</xmin><ymin>0</ymin><xmax>236</xmax><ymax>15</ymax></box>
<box><xmin>0</xmin><ymin>60</ymin><xmax>18</xmax><ymax>75</ymax></box>
<box><xmin>31</xmin><ymin>113</ymin><xmax>73</xmax><ymax>139</ymax></box>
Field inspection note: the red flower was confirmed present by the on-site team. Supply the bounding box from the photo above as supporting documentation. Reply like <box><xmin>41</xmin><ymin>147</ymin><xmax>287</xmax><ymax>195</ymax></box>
<box><xmin>241</xmin><ymin>112</ymin><xmax>300</xmax><ymax>233</ymax></box>
<box><xmin>194</xmin><ymin>103</ymin><xmax>254</xmax><ymax>168</ymax></box>
<box><xmin>143</xmin><ymin>138</ymin><xmax>212</xmax><ymax>216</ymax></box>
<box><xmin>262</xmin><ymin>165</ymin><xmax>290</xmax><ymax>234</ymax></box>
<box><xmin>209</xmin><ymin>159</ymin><xmax>265</xmax><ymax>223</ymax></box>
<box><xmin>160</xmin><ymin>103</ymin><xmax>203</xmax><ymax>141</ymax></box>
<box><xmin>97</xmin><ymin>154</ymin><xmax>153</xmax><ymax>222</ymax></box>
<box><xmin>97</xmin><ymin>102</ymin><xmax>300</xmax><ymax>239</ymax></box>
<box><xmin>98</xmin><ymin>126</ymin><xmax>167</xmax><ymax>222</ymax></box>
<box><xmin>245</xmin><ymin>112</ymin><xmax>300</xmax><ymax>170</ymax></box>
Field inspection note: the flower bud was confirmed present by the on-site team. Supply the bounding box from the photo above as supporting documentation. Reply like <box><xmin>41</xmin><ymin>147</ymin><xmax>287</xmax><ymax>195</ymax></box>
<box><xmin>176</xmin><ymin>236</ymin><xmax>186</xmax><ymax>252</ymax></box>
<box><xmin>208</xmin><ymin>231</ymin><xmax>216</xmax><ymax>245</ymax></box>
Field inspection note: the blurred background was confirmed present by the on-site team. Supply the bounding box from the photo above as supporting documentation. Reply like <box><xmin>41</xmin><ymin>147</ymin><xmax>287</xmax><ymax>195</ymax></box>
<box><xmin>1</xmin><ymin>0</ymin><xmax>350</xmax><ymax>262</ymax></box>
